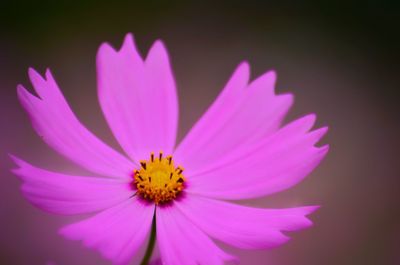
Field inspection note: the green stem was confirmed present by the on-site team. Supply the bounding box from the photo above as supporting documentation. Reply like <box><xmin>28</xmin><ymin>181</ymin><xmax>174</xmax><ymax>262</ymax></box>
<box><xmin>140</xmin><ymin>213</ymin><xmax>157</xmax><ymax>265</ymax></box>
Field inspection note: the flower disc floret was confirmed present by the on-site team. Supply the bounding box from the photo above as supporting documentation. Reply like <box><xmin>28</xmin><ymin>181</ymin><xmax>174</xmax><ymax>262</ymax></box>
<box><xmin>133</xmin><ymin>152</ymin><xmax>185</xmax><ymax>204</ymax></box>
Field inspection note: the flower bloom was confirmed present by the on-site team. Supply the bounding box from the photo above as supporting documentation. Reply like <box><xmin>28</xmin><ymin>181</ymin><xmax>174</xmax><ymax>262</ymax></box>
<box><xmin>11</xmin><ymin>34</ymin><xmax>328</xmax><ymax>265</ymax></box>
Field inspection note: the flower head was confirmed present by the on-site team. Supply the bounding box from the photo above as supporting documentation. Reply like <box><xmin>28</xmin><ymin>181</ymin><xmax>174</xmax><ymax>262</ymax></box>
<box><xmin>11</xmin><ymin>33</ymin><xmax>329</xmax><ymax>265</ymax></box>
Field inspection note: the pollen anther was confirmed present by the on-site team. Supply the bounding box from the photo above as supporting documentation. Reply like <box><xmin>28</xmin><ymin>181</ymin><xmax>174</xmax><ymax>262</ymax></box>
<box><xmin>133</xmin><ymin>152</ymin><xmax>186</xmax><ymax>204</ymax></box>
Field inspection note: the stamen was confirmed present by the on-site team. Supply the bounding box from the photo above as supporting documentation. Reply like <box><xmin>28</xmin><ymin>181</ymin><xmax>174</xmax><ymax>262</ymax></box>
<box><xmin>176</xmin><ymin>167</ymin><xmax>184</xmax><ymax>174</ymax></box>
<box><xmin>132</xmin><ymin>152</ymin><xmax>186</xmax><ymax>204</ymax></box>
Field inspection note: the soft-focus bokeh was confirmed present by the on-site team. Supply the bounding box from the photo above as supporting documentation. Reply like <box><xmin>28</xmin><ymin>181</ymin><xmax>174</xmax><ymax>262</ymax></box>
<box><xmin>1</xmin><ymin>1</ymin><xmax>399</xmax><ymax>265</ymax></box>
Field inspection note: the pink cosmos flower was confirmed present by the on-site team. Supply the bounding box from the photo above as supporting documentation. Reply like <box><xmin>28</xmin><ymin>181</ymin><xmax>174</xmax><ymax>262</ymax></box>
<box><xmin>11</xmin><ymin>33</ymin><xmax>328</xmax><ymax>265</ymax></box>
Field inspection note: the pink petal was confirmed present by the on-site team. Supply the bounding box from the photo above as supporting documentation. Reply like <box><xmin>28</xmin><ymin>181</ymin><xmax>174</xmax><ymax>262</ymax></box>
<box><xmin>174</xmin><ymin>66</ymin><xmax>293</xmax><ymax>173</ymax></box>
<box><xmin>11</xmin><ymin>156</ymin><xmax>133</xmax><ymax>215</ymax></box>
<box><xmin>176</xmin><ymin>195</ymin><xmax>318</xmax><ymax>249</ymax></box>
<box><xmin>60</xmin><ymin>198</ymin><xmax>154</xmax><ymax>265</ymax></box>
<box><xmin>174</xmin><ymin>62</ymin><xmax>249</xmax><ymax>163</ymax></box>
<box><xmin>97</xmin><ymin>33</ymin><xmax>178</xmax><ymax>160</ymax></box>
<box><xmin>186</xmin><ymin>115</ymin><xmax>329</xmax><ymax>200</ymax></box>
<box><xmin>156</xmin><ymin>205</ymin><xmax>235</xmax><ymax>265</ymax></box>
<box><xmin>17</xmin><ymin>68</ymin><xmax>134</xmax><ymax>178</ymax></box>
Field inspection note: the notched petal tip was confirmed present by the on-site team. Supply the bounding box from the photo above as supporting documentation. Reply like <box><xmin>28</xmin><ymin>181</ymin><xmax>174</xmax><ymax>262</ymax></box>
<box><xmin>283</xmin><ymin>113</ymin><xmax>316</xmax><ymax>134</ymax></box>
<box><xmin>26</xmin><ymin>67</ymin><xmax>56</xmax><ymax>99</ymax></box>
<box><xmin>302</xmin><ymin>205</ymin><xmax>321</xmax><ymax>215</ymax></box>
<box><xmin>146</xmin><ymin>39</ymin><xmax>170</xmax><ymax>64</ymax></box>
<box><xmin>318</xmin><ymin>144</ymin><xmax>330</xmax><ymax>155</ymax></box>
<box><xmin>150</xmin><ymin>39</ymin><xmax>166</xmax><ymax>50</ymax></box>
<box><xmin>120</xmin><ymin>33</ymin><xmax>141</xmax><ymax>57</ymax></box>
<box><xmin>305</xmin><ymin>113</ymin><xmax>317</xmax><ymax>124</ymax></box>
<box><xmin>280</xmin><ymin>206</ymin><xmax>320</xmax><ymax>231</ymax></box>
<box><xmin>98</xmin><ymin>33</ymin><xmax>143</xmax><ymax>63</ymax></box>
<box><xmin>316</xmin><ymin>126</ymin><xmax>329</xmax><ymax>135</ymax></box>
<box><xmin>28</xmin><ymin>67</ymin><xmax>48</xmax><ymax>85</ymax></box>
<box><xmin>16</xmin><ymin>84</ymin><xmax>25</xmax><ymax>94</ymax></box>
<box><xmin>236</xmin><ymin>61</ymin><xmax>251</xmax><ymax>79</ymax></box>
<box><xmin>307</xmin><ymin>126</ymin><xmax>329</xmax><ymax>146</ymax></box>
<box><xmin>28</xmin><ymin>67</ymin><xmax>41</xmax><ymax>79</ymax></box>
<box><xmin>238</xmin><ymin>60</ymin><xmax>250</xmax><ymax>71</ymax></box>
<box><xmin>301</xmin><ymin>205</ymin><xmax>320</xmax><ymax>228</ymax></box>
<box><xmin>16</xmin><ymin>84</ymin><xmax>43</xmax><ymax>111</ymax></box>
<box><xmin>278</xmin><ymin>92</ymin><xmax>294</xmax><ymax>104</ymax></box>
<box><xmin>263</xmin><ymin>70</ymin><xmax>277</xmax><ymax>84</ymax></box>
<box><xmin>123</xmin><ymin>32</ymin><xmax>135</xmax><ymax>47</ymax></box>
<box><xmin>275</xmin><ymin>233</ymin><xmax>291</xmax><ymax>246</ymax></box>
<box><xmin>267</xmin><ymin>69</ymin><xmax>277</xmax><ymax>81</ymax></box>
<box><xmin>98</xmin><ymin>33</ymin><xmax>136</xmax><ymax>55</ymax></box>
<box><xmin>16</xmin><ymin>84</ymin><xmax>33</xmax><ymax>99</ymax></box>
<box><xmin>223</xmin><ymin>61</ymin><xmax>250</xmax><ymax>90</ymax></box>
<box><xmin>45</xmin><ymin>68</ymin><xmax>54</xmax><ymax>81</ymax></box>
<box><xmin>246</xmin><ymin>69</ymin><xmax>277</xmax><ymax>96</ymax></box>
<box><xmin>299</xmin><ymin>113</ymin><xmax>317</xmax><ymax>131</ymax></box>
<box><xmin>98</xmin><ymin>42</ymin><xmax>118</xmax><ymax>56</ymax></box>
<box><xmin>8</xmin><ymin>153</ymin><xmax>21</xmax><ymax>166</ymax></box>
<box><xmin>8</xmin><ymin>155</ymin><xmax>25</xmax><ymax>178</ymax></box>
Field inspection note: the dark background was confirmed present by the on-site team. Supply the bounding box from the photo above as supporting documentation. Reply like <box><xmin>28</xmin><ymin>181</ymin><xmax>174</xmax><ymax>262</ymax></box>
<box><xmin>0</xmin><ymin>1</ymin><xmax>399</xmax><ymax>265</ymax></box>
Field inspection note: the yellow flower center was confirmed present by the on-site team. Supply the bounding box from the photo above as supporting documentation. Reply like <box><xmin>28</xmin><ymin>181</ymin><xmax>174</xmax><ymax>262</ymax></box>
<box><xmin>133</xmin><ymin>152</ymin><xmax>185</xmax><ymax>204</ymax></box>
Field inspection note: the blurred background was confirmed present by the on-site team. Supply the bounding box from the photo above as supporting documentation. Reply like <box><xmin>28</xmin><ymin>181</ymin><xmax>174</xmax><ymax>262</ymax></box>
<box><xmin>0</xmin><ymin>1</ymin><xmax>399</xmax><ymax>265</ymax></box>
